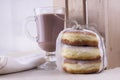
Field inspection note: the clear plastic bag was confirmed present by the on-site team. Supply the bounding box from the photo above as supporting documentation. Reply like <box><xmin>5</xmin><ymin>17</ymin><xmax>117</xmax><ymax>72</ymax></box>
<box><xmin>56</xmin><ymin>24</ymin><xmax>107</xmax><ymax>74</ymax></box>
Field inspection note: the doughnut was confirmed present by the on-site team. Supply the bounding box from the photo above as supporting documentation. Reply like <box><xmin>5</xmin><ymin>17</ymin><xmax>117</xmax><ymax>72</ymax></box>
<box><xmin>61</xmin><ymin>30</ymin><xmax>98</xmax><ymax>47</ymax></box>
<box><xmin>62</xmin><ymin>45</ymin><xmax>100</xmax><ymax>60</ymax></box>
<box><xmin>63</xmin><ymin>59</ymin><xmax>101</xmax><ymax>74</ymax></box>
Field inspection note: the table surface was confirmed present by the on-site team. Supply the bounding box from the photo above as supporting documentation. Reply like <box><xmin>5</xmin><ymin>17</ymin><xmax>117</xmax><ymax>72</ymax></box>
<box><xmin>0</xmin><ymin>68</ymin><xmax>120</xmax><ymax>80</ymax></box>
<box><xmin>0</xmin><ymin>51</ymin><xmax>120</xmax><ymax>80</ymax></box>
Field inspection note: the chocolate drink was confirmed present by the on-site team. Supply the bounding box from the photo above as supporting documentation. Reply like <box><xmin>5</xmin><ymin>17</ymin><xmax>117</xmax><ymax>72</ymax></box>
<box><xmin>35</xmin><ymin>13</ymin><xmax>64</xmax><ymax>52</ymax></box>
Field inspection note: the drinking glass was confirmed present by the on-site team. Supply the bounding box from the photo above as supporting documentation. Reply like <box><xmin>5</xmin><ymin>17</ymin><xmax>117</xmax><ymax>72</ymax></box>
<box><xmin>25</xmin><ymin>7</ymin><xmax>65</xmax><ymax>70</ymax></box>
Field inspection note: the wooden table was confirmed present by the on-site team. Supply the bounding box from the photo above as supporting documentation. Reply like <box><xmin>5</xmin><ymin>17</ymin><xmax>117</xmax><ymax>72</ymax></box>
<box><xmin>0</xmin><ymin>68</ymin><xmax>120</xmax><ymax>80</ymax></box>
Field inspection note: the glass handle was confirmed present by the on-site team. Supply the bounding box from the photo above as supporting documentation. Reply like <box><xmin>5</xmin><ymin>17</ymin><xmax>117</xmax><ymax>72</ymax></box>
<box><xmin>24</xmin><ymin>16</ymin><xmax>37</xmax><ymax>41</ymax></box>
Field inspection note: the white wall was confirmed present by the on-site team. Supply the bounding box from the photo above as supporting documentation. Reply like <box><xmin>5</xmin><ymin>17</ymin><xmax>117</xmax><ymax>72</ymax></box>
<box><xmin>0</xmin><ymin>0</ymin><xmax>53</xmax><ymax>52</ymax></box>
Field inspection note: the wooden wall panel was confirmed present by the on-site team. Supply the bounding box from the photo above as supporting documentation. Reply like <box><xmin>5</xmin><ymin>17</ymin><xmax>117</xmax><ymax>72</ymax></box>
<box><xmin>68</xmin><ymin>0</ymin><xmax>85</xmax><ymax>25</ymax></box>
<box><xmin>53</xmin><ymin>0</ymin><xmax>105</xmax><ymax>36</ymax></box>
<box><xmin>87</xmin><ymin>0</ymin><xmax>105</xmax><ymax>37</ymax></box>
<box><xmin>105</xmin><ymin>0</ymin><xmax>120</xmax><ymax>68</ymax></box>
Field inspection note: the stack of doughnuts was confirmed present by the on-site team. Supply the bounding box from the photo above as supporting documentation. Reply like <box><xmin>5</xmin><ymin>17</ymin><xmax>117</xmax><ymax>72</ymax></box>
<box><xmin>61</xmin><ymin>29</ymin><xmax>104</xmax><ymax>74</ymax></box>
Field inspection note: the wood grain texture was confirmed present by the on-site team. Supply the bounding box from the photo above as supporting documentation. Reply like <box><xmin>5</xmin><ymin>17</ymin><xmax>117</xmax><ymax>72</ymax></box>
<box><xmin>68</xmin><ymin>0</ymin><xmax>85</xmax><ymax>25</ymax></box>
<box><xmin>87</xmin><ymin>0</ymin><xmax>105</xmax><ymax>37</ymax></box>
<box><xmin>53</xmin><ymin>0</ymin><xmax>105</xmax><ymax>35</ymax></box>
<box><xmin>105</xmin><ymin>0</ymin><xmax>120</xmax><ymax>68</ymax></box>
<box><xmin>66</xmin><ymin>0</ymin><xmax>105</xmax><ymax>36</ymax></box>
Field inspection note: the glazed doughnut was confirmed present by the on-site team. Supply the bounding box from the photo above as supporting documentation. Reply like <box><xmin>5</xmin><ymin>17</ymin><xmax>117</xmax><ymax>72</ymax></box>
<box><xmin>61</xmin><ymin>30</ymin><xmax>98</xmax><ymax>47</ymax></box>
<box><xmin>62</xmin><ymin>45</ymin><xmax>101</xmax><ymax>60</ymax></box>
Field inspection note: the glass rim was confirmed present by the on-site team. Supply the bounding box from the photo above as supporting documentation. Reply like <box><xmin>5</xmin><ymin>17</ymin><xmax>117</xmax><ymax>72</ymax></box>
<box><xmin>34</xmin><ymin>6</ymin><xmax>65</xmax><ymax>12</ymax></box>
<box><xmin>34</xmin><ymin>6</ymin><xmax>65</xmax><ymax>15</ymax></box>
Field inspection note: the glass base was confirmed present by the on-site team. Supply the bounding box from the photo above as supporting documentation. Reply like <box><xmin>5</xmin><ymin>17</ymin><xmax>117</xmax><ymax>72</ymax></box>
<box><xmin>37</xmin><ymin>51</ymin><xmax>57</xmax><ymax>70</ymax></box>
<box><xmin>39</xmin><ymin>61</ymin><xmax>57</xmax><ymax>70</ymax></box>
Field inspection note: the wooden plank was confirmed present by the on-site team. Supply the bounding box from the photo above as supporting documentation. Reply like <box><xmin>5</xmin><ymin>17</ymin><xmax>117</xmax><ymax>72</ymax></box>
<box><xmin>65</xmin><ymin>0</ymin><xmax>69</xmax><ymax>28</ymax></box>
<box><xmin>67</xmin><ymin>0</ymin><xmax>105</xmax><ymax>36</ymax></box>
<box><xmin>105</xmin><ymin>0</ymin><xmax>120</xmax><ymax>68</ymax></box>
<box><xmin>68</xmin><ymin>0</ymin><xmax>85</xmax><ymax>25</ymax></box>
<box><xmin>87</xmin><ymin>0</ymin><xmax>105</xmax><ymax>37</ymax></box>
<box><xmin>53</xmin><ymin>0</ymin><xmax>105</xmax><ymax>35</ymax></box>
